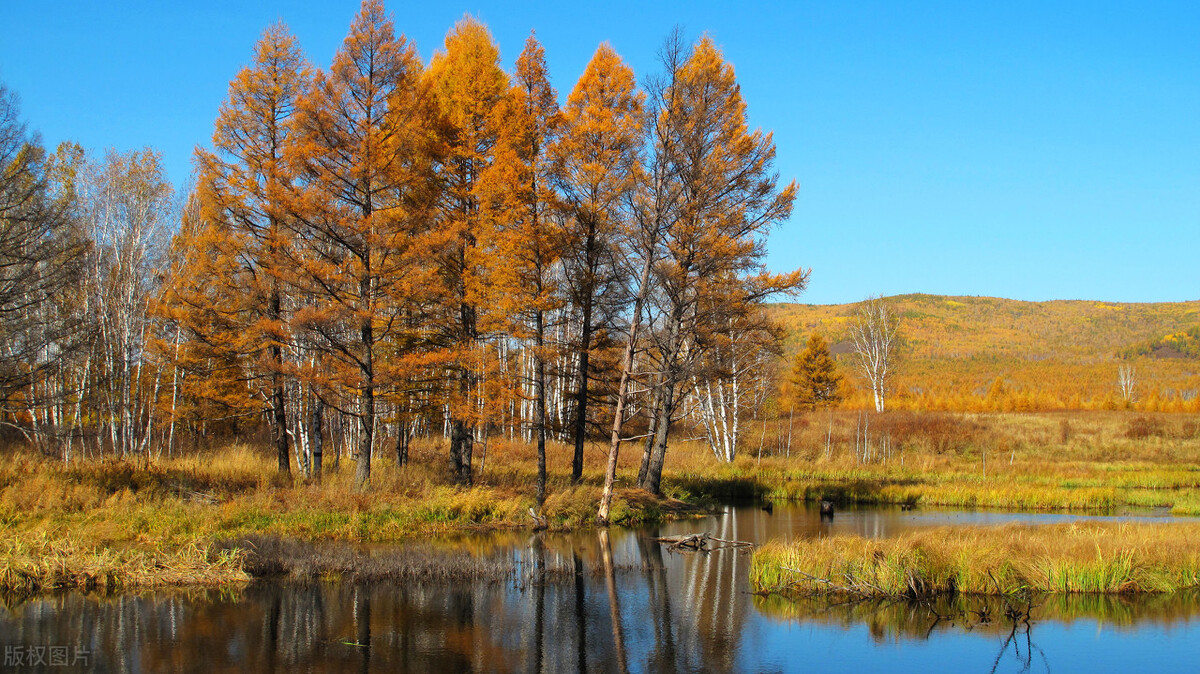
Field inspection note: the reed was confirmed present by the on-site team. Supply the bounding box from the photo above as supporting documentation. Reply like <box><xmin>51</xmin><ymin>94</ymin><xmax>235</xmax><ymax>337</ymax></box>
<box><xmin>751</xmin><ymin>522</ymin><xmax>1200</xmax><ymax>597</ymax></box>
<box><xmin>0</xmin><ymin>535</ymin><xmax>248</xmax><ymax>594</ymax></box>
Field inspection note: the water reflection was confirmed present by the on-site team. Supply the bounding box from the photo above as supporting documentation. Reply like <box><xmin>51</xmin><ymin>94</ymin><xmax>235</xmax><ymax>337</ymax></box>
<box><xmin>2</xmin><ymin>504</ymin><xmax>1199</xmax><ymax>673</ymax></box>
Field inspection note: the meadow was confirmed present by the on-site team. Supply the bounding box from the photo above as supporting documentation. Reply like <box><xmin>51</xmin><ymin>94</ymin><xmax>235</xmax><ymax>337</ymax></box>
<box><xmin>1</xmin><ymin>408</ymin><xmax>1198</xmax><ymax>594</ymax></box>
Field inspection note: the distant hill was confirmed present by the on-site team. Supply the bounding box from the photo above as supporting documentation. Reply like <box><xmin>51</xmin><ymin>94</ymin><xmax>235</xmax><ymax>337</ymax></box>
<box><xmin>767</xmin><ymin>294</ymin><xmax>1200</xmax><ymax>411</ymax></box>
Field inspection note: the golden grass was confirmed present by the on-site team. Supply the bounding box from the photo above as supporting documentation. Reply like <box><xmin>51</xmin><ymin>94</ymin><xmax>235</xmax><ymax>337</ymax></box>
<box><xmin>751</xmin><ymin>522</ymin><xmax>1200</xmax><ymax>597</ymax></box>
<box><xmin>0</xmin><ymin>535</ymin><xmax>248</xmax><ymax>594</ymax></box>
<box><xmin>669</xmin><ymin>409</ymin><xmax>1200</xmax><ymax>511</ymax></box>
<box><xmin>1</xmin><ymin>409</ymin><xmax>1197</xmax><ymax>593</ymax></box>
<box><xmin>0</xmin><ymin>438</ymin><xmax>697</xmax><ymax>593</ymax></box>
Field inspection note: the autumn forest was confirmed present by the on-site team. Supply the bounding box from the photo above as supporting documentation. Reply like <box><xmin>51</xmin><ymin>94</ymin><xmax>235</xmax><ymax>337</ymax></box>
<box><xmin>1</xmin><ymin>0</ymin><xmax>1196</xmax><ymax>517</ymax></box>
<box><xmin>1</xmin><ymin>1</ymin><xmax>807</xmax><ymax>501</ymax></box>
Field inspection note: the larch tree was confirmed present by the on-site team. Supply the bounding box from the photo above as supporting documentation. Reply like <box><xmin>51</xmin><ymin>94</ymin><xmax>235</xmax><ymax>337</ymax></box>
<box><xmin>427</xmin><ymin>16</ymin><xmax>509</xmax><ymax>486</ymax></box>
<box><xmin>790</xmin><ymin>333</ymin><xmax>844</xmax><ymax>411</ymax></box>
<box><xmin>637</xmin><ymin>36</ymin><xmax>807</xmax><ymax>495</ymax></box>
<box><xmin>155</xmin><ymin>191</ymin><xmax>255</xmax><ymax>453</ymax></box>
<box><xmin>282</xmin><ymin>0</ymin><xmax>439</xmax><ymax>490</ymax></box>
<box><xmin>182</xmin><ymin>22</ymin><xmax>309</xmax><ymax>475</ymax></box>
<box><xmin>599</xmin><ymin>30</ymin><xmax>687</xmax><ymax>523</ymax></box>
<box><xmin>483</xmin><ymin>33</ymin><xmax>561</xmax><ymax>506</ymax></box>
<box><xmin>551</xmin><ymin>43</ymin><xmax>644</xmax><ymax>484</ymax></box>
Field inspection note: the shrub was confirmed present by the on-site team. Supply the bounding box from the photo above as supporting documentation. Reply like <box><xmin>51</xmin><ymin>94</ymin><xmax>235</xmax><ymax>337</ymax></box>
<box><xmin>1125</xmin><ymin>416</ymin><xmax>1166</xmax><ymax>439</ymax></box>
<box><xmin>873</xmin><ymin>412</ymin><xmax>985</xmax><ymax>454</ymax></box>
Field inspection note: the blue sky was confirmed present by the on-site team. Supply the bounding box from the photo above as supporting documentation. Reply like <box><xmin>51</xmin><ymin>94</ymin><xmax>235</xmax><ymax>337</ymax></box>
<box><xmin>1</xmin><ymin>1</ymin><xmax>1196</xmax><ymax>304</ymax></box>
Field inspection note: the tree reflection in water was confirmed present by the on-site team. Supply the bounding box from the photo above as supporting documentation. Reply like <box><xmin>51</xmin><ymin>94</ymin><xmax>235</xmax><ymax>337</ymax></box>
<box><xmin>3</xmin><ymin>505</ymin><xmax>1200</xmax><ymax>672</ymax></box>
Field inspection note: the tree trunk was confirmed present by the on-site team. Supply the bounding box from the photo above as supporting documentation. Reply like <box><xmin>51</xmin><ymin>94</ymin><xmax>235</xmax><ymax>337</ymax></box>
<box><xmin>395</xmin><ymin>420</ymin><xmax>409</xmax><ymax>467</ymax></box>
<box><xmin>598</xmin><ymin>252</ymin><xmax>652</xmax><ymax>523</ymax></box>
<box><xmin>270</xmin><ymin>289</ymin><xmax>290</xmax><ymax>475</ymax></box>
<box><xmin>636</xmin><ymin>377</ymin><xmax>660</xmax><ymax>487</ymax></box>
<box><xmin>355</xmin><ymin>318</ymin><xmax>373</xmax><ymax>491</ymax></box>
<box><xmin>311</xmin><ymin>397</ymin><xmax>324</xmax><ymax>479</ymax></box>
<box><xmin>639</xmin><ymin>378</ymin><xmax>676</xmax><ymax>496</ymax></box>
<box><xmin>450</xmin><ymin>417</ymin><xmax>474</xmax><ymax>486</ymax></box>
<box><xmin>571</xmin><ymin>298</ymin><xmax>593</xmax><ymax>483</ymax></box>
<box><xmin>535</xmin><ymin>310</ymin><xmax>548</xmax><ymax>508</ymax></box>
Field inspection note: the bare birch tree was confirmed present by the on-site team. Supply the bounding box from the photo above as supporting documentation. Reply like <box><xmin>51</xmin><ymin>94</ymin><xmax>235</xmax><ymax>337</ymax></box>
<box><xmin>690</xmin><ymin>313</ymin><xmax>780</xmax><ymax>462</ymax></box>
<box><xmin>849</xmin><ymin>296</ymin><xmax>900</xmax><ymax>413</ymax></box>
<box><xmin>0</xmin><ymin>88</ymin><xmax>88</xmax><ymax>453</ymax></box>
<box><xmin>1118</xmin><ymin>363</ymin><xmax>1136</xmax><ymax>404</ymax></box>
<box><xmin>79</xmin><ymin>149</ymin><xmax>174</xmax><ymax>458</ymax></box>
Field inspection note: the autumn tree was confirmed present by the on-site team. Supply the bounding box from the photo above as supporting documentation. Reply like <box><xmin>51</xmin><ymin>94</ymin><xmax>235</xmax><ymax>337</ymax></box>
<box><xmin>0</xmin><ymin>86</ymin><xmax>88</xmax><ymax>449</ymax></box>
<box><xmin>1118</xmin><ymin>363</ymin><xmax>1136</xmax><ymax>405</ymax></box>
<box><xmin>155</xmin><ymin>192</ymin><xmax>254</xmax><ymax>454</ymax></box>
<box><xmin>281</xmin><ymin>0</ymin><xmax>438</xmax><ymax>490</ymax></box>
<box><xmin>427</xmin><ymin>16</ymin><xmax>509</xmax><ymax>486</ymax></box>
<box><xmin>790</xmin><ymin>333</ymin><xmax>843</xmax><ymax>410</ymax></box>
<box><xmin>692</xmin><ymin>310</ymin><xmax>783</xmax><ymax>462</ymax></box>
<box><xmin>551</xmin><ymin>43</ymin><xmax>644</xmax><ymax>484</ymax></box>
<box><xmin>176</xmin><ymin>22</ymin><xmax>309</xmax><ymax>475</ymax></box>
<box><xmin>80</xmin><ymin>149</ymin><xmax>175</xmax><ymax>459</ymax></box>
<box><xmin>483</xmin><ymin>33</ymin><xmax>561</xmax><ymax>506</ymax></box>
<box><xmin>849</xmin><ymin>296</ymin><xmax>900</xmax><ymax>413</ymax></box>
<box><xmin>599</xmin><ymin>30</ymin><xmax>687</xmax><ymax>522</ymax></box>
<box><xmin>637</xmin><ymin>37</ymin><xmax>807</xmax><ymax>495</ymax></box>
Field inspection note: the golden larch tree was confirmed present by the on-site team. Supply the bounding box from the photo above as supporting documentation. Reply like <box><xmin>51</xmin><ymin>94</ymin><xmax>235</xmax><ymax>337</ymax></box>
<box><xmin>178</xmin><ymin>22</ymin><xmax>309</xmax><ymax>475</ymax></box>
<box><xmin>638</xmin><ymin>36</ymin><xmax>807</xmax><ymax>495</ymax></box>
<box><xmin>427</xmin><ymin>16</ymin><xmax>509</xmax><ymax>486</ymax></box>
<box><xmin>282</xmin><ymin>0</ymin><xmax>440</xmax><ymax>490</ymax></box>
<box><xmin>551</xmin><ymin>43</ymin><xmax>644</xmax><ymax>484</ymax></box>
<box><xmin>481</xmin><ymin>33</ymin><xmax>562</xmax><ymax>506</ymax></box>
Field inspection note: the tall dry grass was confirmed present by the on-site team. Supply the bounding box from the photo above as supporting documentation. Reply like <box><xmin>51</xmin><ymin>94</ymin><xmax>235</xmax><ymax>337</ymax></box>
<box><xmin>751</xmin><ymin>522</ymin><xmax>1200</xmax><ymax>597</ymax></box>
<box><xmin>1</xmin><ymin>409</ymin><xmax>1197</xmax><ymax>592</ymax></box>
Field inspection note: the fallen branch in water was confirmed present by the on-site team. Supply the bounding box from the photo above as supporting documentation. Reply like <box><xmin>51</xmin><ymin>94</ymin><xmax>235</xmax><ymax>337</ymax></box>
<box><xmin>653</xmin><ymin>532</ymin><xmax>754</xmax><ymax>553</ymax></box>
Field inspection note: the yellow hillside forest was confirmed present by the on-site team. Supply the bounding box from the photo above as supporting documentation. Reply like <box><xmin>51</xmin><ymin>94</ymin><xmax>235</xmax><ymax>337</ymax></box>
<box><xmin>773</xmin><ymin>295</ymin><xmax>1200</xmax><ymax>414</ymax></box>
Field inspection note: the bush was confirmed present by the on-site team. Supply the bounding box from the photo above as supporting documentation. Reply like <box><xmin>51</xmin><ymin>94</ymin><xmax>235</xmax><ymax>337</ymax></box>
<box><xmin>1125</xmin><ymin>416</ymin><xmax>1166</xmax><ymax>440</ymax></box>
<box><xmin>873</xmin><ymin>412</ymin><xmax>985</xmax><ymax>454</ymax></box>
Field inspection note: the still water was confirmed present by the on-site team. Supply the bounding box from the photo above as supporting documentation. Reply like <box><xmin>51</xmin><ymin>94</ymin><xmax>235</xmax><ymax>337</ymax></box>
<box><xmin>3</xmin><ymin>504</ymin><xmax>1198</xmax><ymax>673</ymax></box>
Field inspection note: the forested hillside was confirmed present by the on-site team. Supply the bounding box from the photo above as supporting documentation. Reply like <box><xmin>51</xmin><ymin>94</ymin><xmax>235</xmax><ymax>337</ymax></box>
<box><xmin>771</xmin><ymin>294</ymin><xmax>1200</xmax><ymax>411</ymax></box>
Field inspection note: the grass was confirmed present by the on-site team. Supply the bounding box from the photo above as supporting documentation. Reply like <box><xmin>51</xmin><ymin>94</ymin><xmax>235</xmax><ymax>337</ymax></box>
<box><xmin>750</xmin><ymin>522</ymin><xmax>1200</xmax><ymax>598</ymax></box>
<box><xmin>2</xmin><ymin>409</ymin><xmax>1198</xmax><ymax>594</ymax></box>
<box><xmin>0</xmin><ymin>534</ymin><xmax>248</xmax><ymax>594</ymax></box>
<box><xmin>670</xmin><ymin>409</ymin><xmax>1200</xmax><ymax>511</ymax></box>
<box><xmin>0</xmin><ymin>438</ymin><xmax>699</xmax><ymax>594</ymax></box>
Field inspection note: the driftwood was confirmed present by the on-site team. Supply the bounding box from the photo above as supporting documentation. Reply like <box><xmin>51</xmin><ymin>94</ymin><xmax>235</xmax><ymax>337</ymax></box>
<box><xmin>528</xmin><ymin>508</ymin><xmax>548</xmax><ymax>531</ymax></box>
<box><xmin>653</xmin><ymin>532</ymin><xmax>754</xmax><ymax>553</ymax></box>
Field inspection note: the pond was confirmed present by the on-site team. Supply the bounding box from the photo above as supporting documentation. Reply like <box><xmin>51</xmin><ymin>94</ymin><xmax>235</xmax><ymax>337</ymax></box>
<box><xmin>3</xmin><ymin>504</ymin><xmax>1199</xmax><ymax>673</ymax></box>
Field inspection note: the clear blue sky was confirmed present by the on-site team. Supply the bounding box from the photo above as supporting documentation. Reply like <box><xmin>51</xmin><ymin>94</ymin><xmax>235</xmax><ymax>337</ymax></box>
<box><xmin>1</xmin><ymin>1</ymin><xmax>1196</xmax><ymax>304</ymax></box>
